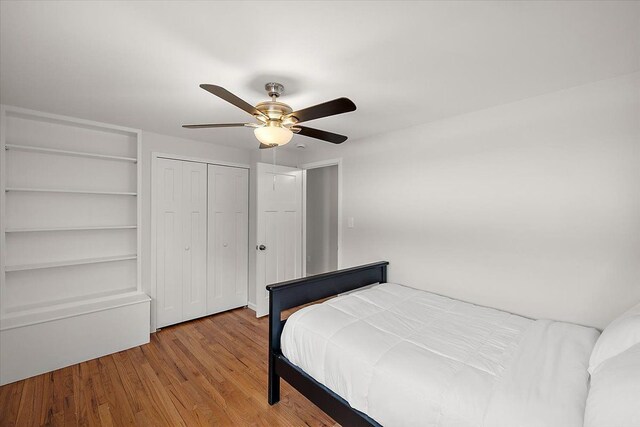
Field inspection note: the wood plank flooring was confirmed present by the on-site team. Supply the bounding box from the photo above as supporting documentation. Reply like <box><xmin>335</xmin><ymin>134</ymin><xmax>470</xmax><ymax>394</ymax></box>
<box><xmin>0</xmin><ymin>308</ymin><xmax>338</xmax><ymax>426</ymax></box>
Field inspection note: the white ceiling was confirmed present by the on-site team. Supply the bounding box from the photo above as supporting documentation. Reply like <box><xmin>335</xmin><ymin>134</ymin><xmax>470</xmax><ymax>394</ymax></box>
<box><xmin>1</xmin><ymin>1</ymin><xmax>639</xmax><ymax>151</ymax></box>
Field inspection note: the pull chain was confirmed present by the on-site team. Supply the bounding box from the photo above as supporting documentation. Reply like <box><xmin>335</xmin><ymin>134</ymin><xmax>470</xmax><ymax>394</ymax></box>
<box><xmin>272</xmin><ymin>147</ymin><xmax>277</xmax><ymax>191</ymax></box>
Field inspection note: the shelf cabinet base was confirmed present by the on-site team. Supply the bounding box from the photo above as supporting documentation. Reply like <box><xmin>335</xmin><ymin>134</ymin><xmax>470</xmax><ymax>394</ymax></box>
<box><xmin>0</xmin><ymin>292</ymin><xmax>150</xmax><ymax>385</ymax></box>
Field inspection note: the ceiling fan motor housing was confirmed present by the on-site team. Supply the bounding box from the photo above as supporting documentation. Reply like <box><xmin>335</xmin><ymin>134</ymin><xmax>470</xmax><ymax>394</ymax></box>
<box><xmin>255</xmin><ymin>100</ymin><xmax>293</xmax><ymax>122</ymax></box>
<box><xmin>256</xmin><ymin>83</ymin><xmax>297</xmax><ymax>125</ymax></box>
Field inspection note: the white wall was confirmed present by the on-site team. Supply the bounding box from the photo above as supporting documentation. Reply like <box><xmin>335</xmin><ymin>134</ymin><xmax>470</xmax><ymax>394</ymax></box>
<box><xmin>301</xmin><ymin>72</ymin><xmax>640</xmax><ymax>329</ymax></box>
<box><xmin>140</xmin><ymin>131</ymin><xmax>251</xmax><ymax>329</ymax></box>
<box><xmin>306</xmin><ymin>165</ymin><xmax>339</xmax><ymax>275</ymax></box>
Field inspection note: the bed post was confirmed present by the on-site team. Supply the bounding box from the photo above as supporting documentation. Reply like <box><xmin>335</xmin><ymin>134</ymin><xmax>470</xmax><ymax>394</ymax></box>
<box><xmin>268</xmin><ymin>293</ymin><xmax>281</xmax><ymax>405</ymax></box>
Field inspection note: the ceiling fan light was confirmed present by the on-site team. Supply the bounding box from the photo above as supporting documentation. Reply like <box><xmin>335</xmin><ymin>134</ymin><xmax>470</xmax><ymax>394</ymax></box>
<box><xmin>254</xmin><ymin>125</ymin><xmax>293</xmax><ymax>147</ymax></box>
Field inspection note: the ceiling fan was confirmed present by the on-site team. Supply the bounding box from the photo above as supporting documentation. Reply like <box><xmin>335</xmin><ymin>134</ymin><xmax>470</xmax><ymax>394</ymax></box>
<box><xmin>183</xmin><ymin>83</ymin><xmax>356</xmax><ymax>149</ymax></box>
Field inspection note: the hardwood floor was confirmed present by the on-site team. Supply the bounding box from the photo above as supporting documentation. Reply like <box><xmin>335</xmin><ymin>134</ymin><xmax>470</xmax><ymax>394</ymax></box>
<box><xmin>0</xmin><ymin>308</ymin><xmax>338</xmax><ymax>426</ymax></box>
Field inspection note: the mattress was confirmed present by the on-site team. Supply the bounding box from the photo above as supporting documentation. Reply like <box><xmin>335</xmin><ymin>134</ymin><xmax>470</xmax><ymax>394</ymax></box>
<box><xmin>281</xmin><ymin>283</ymin><xmax>599</xmax><ymax>427</ymax></box>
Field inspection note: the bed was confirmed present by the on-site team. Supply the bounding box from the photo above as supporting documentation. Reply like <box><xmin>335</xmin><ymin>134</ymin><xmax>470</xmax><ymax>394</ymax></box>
<box><xmin>266</xmin><ymin>261</ymin><xmax>600</xmax><ymax>427</ymax></box>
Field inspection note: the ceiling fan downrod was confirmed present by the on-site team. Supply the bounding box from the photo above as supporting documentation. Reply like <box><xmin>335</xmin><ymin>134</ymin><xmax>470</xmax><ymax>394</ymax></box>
<box><xmin>265</xmin><ymin>82</ymin><xmax>285</xmax><ymax>101</ymax></box>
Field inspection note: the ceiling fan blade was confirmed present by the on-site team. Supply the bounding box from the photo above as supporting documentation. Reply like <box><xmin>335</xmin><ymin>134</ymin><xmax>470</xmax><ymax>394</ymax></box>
<box><xmin>182</xmin><ymin>123</ymin><xmax>248</xmax><ymax>129</ymax></box>
<box><xmin>259</xmin><ymin>143</ymin><xmax>274</xmax><ymax>149</ymax></box>
<box><xmin>285</xmin><ymin>97</ymin><xmax>356</xmax><ymax>124</ymax></box>
<box><xmin>200</xmin><ymin>84</ymin><xmax>266</xmax><ymax>118</ymax></box>
<box><xmin>296</xmin><ymin>126</ymin><xmax>348</xmax><ymax>144</ymax></box>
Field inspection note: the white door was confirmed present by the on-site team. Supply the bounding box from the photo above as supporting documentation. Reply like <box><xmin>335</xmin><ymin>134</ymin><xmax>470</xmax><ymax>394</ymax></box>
<box><xmin>181</xmin><ymin>161</ymin><xmax>208</xmax><ymax>322</ymax></box>
<box><xmin>155</xmin><ymin>158</ymin><xmax>207</xmax><ymax>328</ymax></box>
<box><xmin>156</xmin><ymin>158</ymin><xmax>183</xmax><ymax>327</ymax></box>
<box><xmin>256</xmin><ymin>162</ymin><xmax>303</xmax><ymax>317</ymax></box>
<box><xmin>207</xmin><ymin>165</ymin><xmax>249</xmax><ymax>314</ymax></box>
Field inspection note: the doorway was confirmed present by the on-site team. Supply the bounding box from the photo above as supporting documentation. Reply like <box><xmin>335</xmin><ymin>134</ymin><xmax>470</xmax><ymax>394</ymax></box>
<box><xmin>303</xmin><ymin>161</ymin><xmax>341</xmax><ymax>276</ymax></box>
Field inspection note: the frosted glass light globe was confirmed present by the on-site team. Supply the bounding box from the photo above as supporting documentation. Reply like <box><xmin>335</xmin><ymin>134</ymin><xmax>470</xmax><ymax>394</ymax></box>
<box><xmin>254</xmin><ymin>125</ymin><xmax>293</xmax><ymax>147</ymax></box>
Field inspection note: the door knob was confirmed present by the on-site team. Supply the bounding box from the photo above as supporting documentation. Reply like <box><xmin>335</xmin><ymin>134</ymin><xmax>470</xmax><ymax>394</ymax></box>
<box><xmin>185</xmin><ymin>246</ymin><xmax>190</xmax><ymax>251</ymax></box>
<box><xmin>257</xmin><ymin>244</ymin><xmax>266</xmax><ymax>251</ymax></box>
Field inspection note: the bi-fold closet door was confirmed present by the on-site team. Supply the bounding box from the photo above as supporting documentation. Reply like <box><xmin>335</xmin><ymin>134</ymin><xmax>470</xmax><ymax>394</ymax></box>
<box><xmin>155</xmin><ymin>159</ymin><xmax>248</xmax><ymax>328</ymax></box>
<box><xmin>207</xmin><ymin>165</ymin><xmax>249</xmax><ymax>314</ymax></box>
<box><xmin>156</xmin><ymin>159</ymin><xmax>207</xmax><ymax>327</ymax></box>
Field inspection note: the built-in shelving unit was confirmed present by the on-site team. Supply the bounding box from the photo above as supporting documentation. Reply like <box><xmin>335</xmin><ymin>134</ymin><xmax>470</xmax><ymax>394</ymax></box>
<box><xmin>0</xmin><ymin>105</ymin><xmax>149</xmax><ymax>386</ymax></box>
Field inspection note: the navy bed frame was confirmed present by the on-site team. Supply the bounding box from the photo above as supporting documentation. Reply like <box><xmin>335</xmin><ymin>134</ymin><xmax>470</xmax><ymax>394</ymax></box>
<box><xmin>267</xmin><ymin>261</ymin><xmax>389</xmax><ymax>427</ymax></box>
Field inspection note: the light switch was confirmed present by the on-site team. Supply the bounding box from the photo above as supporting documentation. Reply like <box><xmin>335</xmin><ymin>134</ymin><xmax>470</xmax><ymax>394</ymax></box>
<box><xmin>347</xmin><ymin>217</ymin><xmax>355</xmax><ymax>228</ymax></box>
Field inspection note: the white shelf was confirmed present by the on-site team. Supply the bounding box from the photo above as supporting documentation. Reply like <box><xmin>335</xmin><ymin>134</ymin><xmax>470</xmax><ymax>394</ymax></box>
<box><xmin>5</xmin><ymin>254</ymin><xmax>137</xmax><ymax>272</ymax></box>
<box><xmin>3</xmin><ymin>287</ymin><xmax>137</xmax><ymax>315</ymax></box>
<box><xmin>5</xmin><ymin>144</ymin><xmax>137</xmax><ymax>163</ymax></box>
<box><xmin>5</xmin><ymin>187</ymin><xmax>137</xmax><ymax>196</ymax></box>
<box><xmin>5</xmin><ymin>225</ymin><xmax>137</xmax><ymax>233</ymax></box>
<box><xmin>0</xmin><ymin>290</ymin><xmax>150</xmax><ymax>331</ymax></box>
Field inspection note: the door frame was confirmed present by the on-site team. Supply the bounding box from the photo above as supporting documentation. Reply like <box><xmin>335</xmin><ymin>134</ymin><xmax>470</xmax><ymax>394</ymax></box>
<box><xmin>150</xmin><ymin>152</ymin><xmax>250</xmax><ymax>332</ymax></box>
<box><xmin>300</xmin><ymin>158</ymin><xmax>343</xmax><ymax>277</ymax></box>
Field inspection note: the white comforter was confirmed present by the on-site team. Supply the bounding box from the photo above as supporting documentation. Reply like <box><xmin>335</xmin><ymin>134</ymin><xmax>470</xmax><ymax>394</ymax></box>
<box><xmin>281</xmin><ymin>283</ymin><xmax>599</xmax><ymax>427</ymax></box>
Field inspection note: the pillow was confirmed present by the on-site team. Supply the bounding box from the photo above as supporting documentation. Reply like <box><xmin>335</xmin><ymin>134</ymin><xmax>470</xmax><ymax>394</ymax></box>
<box><xmin>584</xmin><ymin>342</ymin><xmax>640</xmax><ymax>427</ymax></box>
<box><xmin>588</xmin><ymin>302</ymin><xmax>640</xmax><ymax>374</ymax></box>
